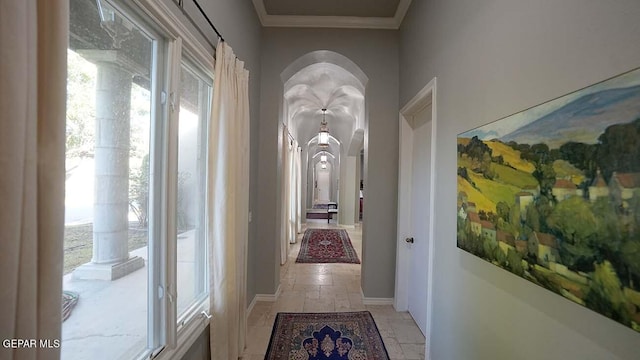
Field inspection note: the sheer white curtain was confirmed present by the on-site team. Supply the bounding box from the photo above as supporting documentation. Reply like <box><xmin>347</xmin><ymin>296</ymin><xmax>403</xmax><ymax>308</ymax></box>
<box><xmin>207</xmin><ymin>41</ymin><xmax>250</xmax><ymax>359</ymax></box>
<box><xmin>288</xmin><ymin>141</ymin><xmax>297</xmax><ymax>244</ymax></box>
<box><xmin>294</xmin><ymin>145</ymin><xmax>302</xmax><ymax>235</ymax></box>
<box><xmin>0</xmin><ymin>1</ymin><xmax>68</xmax><ymax>359</ymax></box>
<box><xmin>280</xmin><ymin>127</ymin><xmax>291</xmax><ymax>264</ymax></box>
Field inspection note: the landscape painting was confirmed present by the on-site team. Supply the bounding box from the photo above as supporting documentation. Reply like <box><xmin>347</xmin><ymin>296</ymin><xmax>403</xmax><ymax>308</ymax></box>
<box><xmin>457</xmin><ymin>68</ymin><xmax>640</xmax><ymax>332</ymax></box>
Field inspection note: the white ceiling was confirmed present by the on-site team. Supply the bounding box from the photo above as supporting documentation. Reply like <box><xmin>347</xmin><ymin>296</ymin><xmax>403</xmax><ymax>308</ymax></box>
<box><xmin>252</xmin><ymin>0</ymin><xmax>412</xmax><ymax>29</ymax></box>
<box><xmin>284</xmin><ymin>62</ymin><xmax>365</xmax><ymax>154</ymax></box>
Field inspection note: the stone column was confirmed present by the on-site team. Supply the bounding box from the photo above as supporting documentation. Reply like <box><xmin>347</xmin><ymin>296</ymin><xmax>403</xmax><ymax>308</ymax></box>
<box><xmin>74</xmin><ymin>51</ymin><xmax>144</xmax><ymax>280</ymax></box>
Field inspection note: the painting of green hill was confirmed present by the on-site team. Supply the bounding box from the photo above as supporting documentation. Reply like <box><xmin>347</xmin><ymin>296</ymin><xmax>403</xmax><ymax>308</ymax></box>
<box><xmin>468</xmin><ymin>172</ymin><xmax>521</xmax><ymax>207</ymax></box>
<box><xmin>456</xmin><ymin>67</ymin><xmax>640</xmax><ymax>334</ymax></box>
<box><xmin>457</xmin><ymin>175</ymin><xmax>495</xmax><ymax>212</ymax></box>
<box><xmin>486</xmin><ymin>140</ymin><xmax>535</xmax><ymax>173</ymax></box>
<box><xmin>491</xmin><ymin>163</ymin><xmax>537</xmax><ymax>189</ymax></box>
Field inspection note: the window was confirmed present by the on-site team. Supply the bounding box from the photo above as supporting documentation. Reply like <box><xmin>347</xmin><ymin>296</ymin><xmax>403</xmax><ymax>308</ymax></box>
<box><xmin>63</xmin><ymin>0</ymin><xmax>213</xmax><ymax>358</ymax></box>
<box><xmin>176</xmin><ymin>62</ymin><xmax>211</xmax><ymax>321</ymax></box>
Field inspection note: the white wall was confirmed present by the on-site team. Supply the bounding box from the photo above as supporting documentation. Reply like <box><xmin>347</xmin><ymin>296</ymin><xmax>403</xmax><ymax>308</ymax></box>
<box><xmin>257</xmin><ymin>28</ymin><xmax>399</xmax><ymax>298</ymax></box>
<box><xmin>399</xmin><ymin>0</ymin><xmax>640</xmax><ymax>359</ymax></box>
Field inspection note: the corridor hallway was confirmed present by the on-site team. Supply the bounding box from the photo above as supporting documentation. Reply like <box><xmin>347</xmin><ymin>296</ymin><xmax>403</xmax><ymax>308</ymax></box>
<box><xmin>241</xmin><ymin>220</ymin><xmax>426</xmax><ymax>359</ymax></box>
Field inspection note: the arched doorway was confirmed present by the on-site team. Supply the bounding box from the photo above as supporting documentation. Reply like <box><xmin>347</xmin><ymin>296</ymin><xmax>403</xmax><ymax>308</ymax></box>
<box><xmin>278</xmin><ymin>51</ymin><xmax>368</xmax><ymax>264</ymax></box>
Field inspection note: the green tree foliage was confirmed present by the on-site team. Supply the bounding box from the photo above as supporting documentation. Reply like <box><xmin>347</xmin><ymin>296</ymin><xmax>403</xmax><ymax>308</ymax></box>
<box><xmin>495</xmin><ymin>245</ymin><xmax>507</xmax><ymax>266</ymax></box>
<box><xmin>585</xmin><ymin>261</ymin><xmax>630</xmax><ymax>325</ymax></box>
<box><xmin>591</xmin><ymin>198</ymin><xmax>624</xmax><ymax>254</ymax></box>
<box><xmin>464</xmin><ymin>136</ymin><xmax>493</xmax><ymax>161</ymax></box>
<box><xmin>483</xmin><ymin>240</ymin><xmax>499</xmax><ymax>263</ymax></box>
<box><xmin>532</xmin><ymin>162</ymin><xmax>556</xmax><ymax>197</ymax></box>
<box><xmin>481</xmin><ymin>152</ymin><xmax>495</xmax><ymax>179</ymax></box>
<box><xmin>622</xmin><ymin>239</ymin><xmax>640</xmax><ymax>289</ymax></box>
<box><xmin>507</xmin><ymin>249</ymin><xmax>525</xmax><ymax>276</ymax></box>
<box><xmin>496</xmin><ymin>201</ymin><xmax>510</xmax><ymax>223</ymax></box>
<box><xmin>597</xmin><ymin>118</ymin><xmax>640</xmax><ymax>180</ymax></box>
<box><xmin>460</xmin><ymin>136</ymin><xmax>495</xmax><ymax>179</ymax></box>
<box><xmin>508</xmin><ymin>142</ymin><xmax>530</xmax><ymax>154</ymax></box>
<box><xmin>548</xmin><ymin>197</ymin><xmax>598</xmax><ymax>271</ymax></box>
<box><xmin>519</xmin><ymin>143</ymin><xmax>552</xmax><ymax>164</ymax></box>
<box><xmin>525</xmin><ymin>203</ymin><xmax>541</xmax><ymax>233</ymax></box>
<box><xmin>459</xmin><ymin>226</ymin><xmax>486</xmax><ymax>259</ymax></box>
<box><xmin>559</xmin><ymin>141</ymin><xmax>598</xmax><ymax>177</ymax></box>
<box><xmin>492</xmin><ymin>154</ymin><xmax>504</xmax><ymax>165</ymax></box>
<box><xmin>509</xmin><ymin>205</ymin><xmax>522</xmax><ymax>227</ymax></box>
<box><xmin>66</xmin><ymin>50</ymin><xmax>96</xmax><ymax>175</ymax></box>
<box><xmin>548</xmin><ymin>197</ymin><xmax>597</xmax><ymax>244</ymax></box>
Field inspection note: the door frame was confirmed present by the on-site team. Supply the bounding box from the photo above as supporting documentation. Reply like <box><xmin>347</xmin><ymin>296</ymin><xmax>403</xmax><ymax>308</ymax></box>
<box><xmin>395</xmin><ymin>78</ymin><xmax>437</xmax><ymax>355</ymax></box>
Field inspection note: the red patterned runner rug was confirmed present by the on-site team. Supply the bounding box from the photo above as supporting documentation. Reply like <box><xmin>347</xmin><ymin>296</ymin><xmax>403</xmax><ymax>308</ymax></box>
<box><xmin>296</xmin><ymin>228</ymin><xmax>360</xmax><ymax>264</ymax></box>
<box><xmin>265</xmin><ymin>311</ymin><xmax>390</xmax><ymax>360</ymax></box>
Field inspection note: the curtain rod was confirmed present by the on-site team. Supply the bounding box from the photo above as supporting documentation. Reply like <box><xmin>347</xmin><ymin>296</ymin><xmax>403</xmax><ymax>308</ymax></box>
<box><xmin>177</xmin><ymin>0</ymin><xmax>224</xmax><ymax>49</ymax></box>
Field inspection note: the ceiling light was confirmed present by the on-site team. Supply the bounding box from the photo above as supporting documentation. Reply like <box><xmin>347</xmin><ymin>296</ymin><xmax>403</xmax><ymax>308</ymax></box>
<box><xmin>318</xmin><ymin>108</ymin><xmax>329</xmax><ymax>148</ymax></box>
<box><xmin>321</xmin><ymin>163</ymin><xmax>327</xmax><ymax>169</ymax></box>
<box><xmin>320</xmin><ymin>155</ymin><xmax>327</xmax><ymax>163</ymax></box>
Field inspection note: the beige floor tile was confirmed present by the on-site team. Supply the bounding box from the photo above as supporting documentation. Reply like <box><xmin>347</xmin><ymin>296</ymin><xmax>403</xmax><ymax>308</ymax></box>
<box><xmin>244</xmin><ymin>325</ymin><xmax>272</xmax><ymax>355</ymax></box>
<box><xmin>292</xmin><ymin>283</ymin><xmax>320</xmax><ymax>292</ymax></box>
<box><xmin>243</xmin><ymin>223</ymin><xmax>414</xmax><ymax>359</ymax></box>
<box><xmin>382</xmin><ymin>337</ymin><xmax>405</xmax><ymax>358</ymax></box>
<box><xmin>390</xmin><ymin>319</ymin><xmax>425</xmax><ymax>344</ymax></box>
<box><xmin>240</xmin><ymin>355</ymin><xmax>264</xmax><ymax>360</ymax></box>
<box><xmin>303</xmin><ymin>297</ymin><xmax>335</xmax><ymax>312</ymax></box>
<box><xmin>400</xmin><ymin>343</ymin><xmax>426</xmax><ymax>359</ymax></box>
<box><xmin>295</xmin><ymin>274</ymin><xmax>333</xmax><ymax>285</ymax></box>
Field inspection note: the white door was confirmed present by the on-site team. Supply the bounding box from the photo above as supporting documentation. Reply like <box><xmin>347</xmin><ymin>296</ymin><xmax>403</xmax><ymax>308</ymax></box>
<box><xmin>316</xmin><ymin>163</ymin><xmax>331</xmax><ymax>203</ymax></box>
<box><xmin>396</xmin><ymin>79</ymin><xmax>436</xmax><ymax>353</ymax></box>
<box><xmin>407</xmin><ymin>105</ymin><xmax>431</xmax><ymax>334</ymax></box>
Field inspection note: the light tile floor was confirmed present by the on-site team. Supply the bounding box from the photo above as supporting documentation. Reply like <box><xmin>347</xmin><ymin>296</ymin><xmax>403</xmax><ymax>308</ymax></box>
<box><xmin>241</xmin><ymin>220</ymin><xmax>426</xmax><ymax>360</ymax></box>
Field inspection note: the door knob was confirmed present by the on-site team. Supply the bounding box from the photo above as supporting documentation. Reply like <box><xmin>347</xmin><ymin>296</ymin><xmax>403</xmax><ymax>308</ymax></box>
<box><xmin>405</xmin><ymin>237</ymin><xmax>414</xmax><ymax>244</ymax></box>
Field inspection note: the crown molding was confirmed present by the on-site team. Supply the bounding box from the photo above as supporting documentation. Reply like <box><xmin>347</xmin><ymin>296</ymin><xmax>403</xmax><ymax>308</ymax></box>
<box><xmin>252</xmin><ymin>0</ymin><xmax>412</xmax><ymax>30</ymax></box>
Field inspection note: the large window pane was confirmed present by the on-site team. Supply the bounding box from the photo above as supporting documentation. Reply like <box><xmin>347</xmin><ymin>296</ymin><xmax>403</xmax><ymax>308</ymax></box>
<box><xmin>63</xmin><ymin>0</ymin><xmax>156</xmax><ymax>358</ymax></box>
<box><xmin>176</xmin><ymin>64</ymin><xmax>210</xmax><ymax>319</ymax></box>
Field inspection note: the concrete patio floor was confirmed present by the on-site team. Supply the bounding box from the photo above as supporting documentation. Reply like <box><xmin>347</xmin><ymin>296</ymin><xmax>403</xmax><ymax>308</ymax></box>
<box><xmin>61</xmin><ymin>230</ymin><xmax>201</xmax><ymax>359</ymax></box>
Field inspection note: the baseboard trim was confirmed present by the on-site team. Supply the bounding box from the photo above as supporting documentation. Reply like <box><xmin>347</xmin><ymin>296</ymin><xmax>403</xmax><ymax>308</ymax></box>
<box><xmin>247</xmin><ymin>285</ymin><xmax>281</xmax><ymax>319</ymax></box>
<box><xmin>360</xmin><ymin>289</ymin><xmax>394</xmax><ymax>305</ymax></box>
<box><xmin>362</xmin><ymin>297</ymin><xmax>394</xmax><ymax>305</ymax></box>
<box><xmin>247</xmin><ymin>296</ymin><xmax>257</xmax><ymax>319</ymax></box>
<box><xmin>254</xmin><ymin>284</ymin><xmax>282</xmax><ymax>302</ymax></box>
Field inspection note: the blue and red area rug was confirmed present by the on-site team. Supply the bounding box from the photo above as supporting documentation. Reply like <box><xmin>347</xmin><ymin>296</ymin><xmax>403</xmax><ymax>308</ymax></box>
<box><xmin>296</xmin><ymin>229</ymin><xmax>360</xmax><ymax>264</ymax></box>
<box><xmin>265</xmin><ymin>311</ymin><xmax>390</xmax><ymax>360</ymax></box>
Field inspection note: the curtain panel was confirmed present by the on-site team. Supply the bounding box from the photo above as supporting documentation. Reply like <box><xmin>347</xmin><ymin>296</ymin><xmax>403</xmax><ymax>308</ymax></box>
<box><xmin>207</xmin><ymin>41</ymin><xmax>250</xmax><ymax>359</ymax></box>
<box><xmin>294</xmin><ymin>144</ymin><xmax>302</xmax><ymax>235</ymax></box>
<box><xmin>280</xmin><ymin>127</ymin><xmax>291</xmax><ymax>264</ymax></box>
<box><xmin>0</xmin><ymin>1</ymin><xmax>68</xmax><ymax>359</ymax></box>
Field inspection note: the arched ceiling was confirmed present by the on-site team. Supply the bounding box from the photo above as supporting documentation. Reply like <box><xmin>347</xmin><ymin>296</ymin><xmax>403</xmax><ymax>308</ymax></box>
<box><xmin>284</xmin><ymin>62</ymin><xmax>364</xmax><ymax>156</ymax></box>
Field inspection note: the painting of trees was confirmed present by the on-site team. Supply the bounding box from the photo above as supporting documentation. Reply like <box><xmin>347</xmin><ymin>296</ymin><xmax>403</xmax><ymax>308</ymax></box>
<box><xmin>457</xmin><ymin>67</ymin><xmax>640</xmax><ymax>333</ymax></box>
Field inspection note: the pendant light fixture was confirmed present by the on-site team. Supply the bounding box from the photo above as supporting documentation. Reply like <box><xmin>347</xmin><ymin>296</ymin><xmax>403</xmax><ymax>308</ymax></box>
<box><xmin>318</xmin><ymin>108</ymin><xmax>329</xmax><ymax>148</ymax></box>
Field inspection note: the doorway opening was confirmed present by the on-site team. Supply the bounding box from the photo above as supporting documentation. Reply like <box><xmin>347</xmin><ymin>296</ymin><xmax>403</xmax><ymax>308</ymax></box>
<box><xmin>396</xmin><ymin>78</ymin><xmax>437</xmax><ymax>349</ymax></box>
<box><xmin>278</xmin><ymin>51</ymin><xmax>368</xmax><ymax>265</ymax></box>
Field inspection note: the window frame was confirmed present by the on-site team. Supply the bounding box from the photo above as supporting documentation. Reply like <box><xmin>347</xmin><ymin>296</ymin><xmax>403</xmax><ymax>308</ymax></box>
<box><xmin>64</xmin><ymin>0</ymin><xmax>213</xmax><ymax>358</ymax></box>
<box><xmin>73</xmin><ymin>0</ymin><xmax>172</xmax><ymax>357</ymax></box>
<box><xmin>175</xmin><ymin>58</ymin><xmax>212</xmax><ymax>327</ymax></box>
<box><xmin>129</xmin><ymin>0</ymin><xmax>215</xmax><ymax>358</ymax></box>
